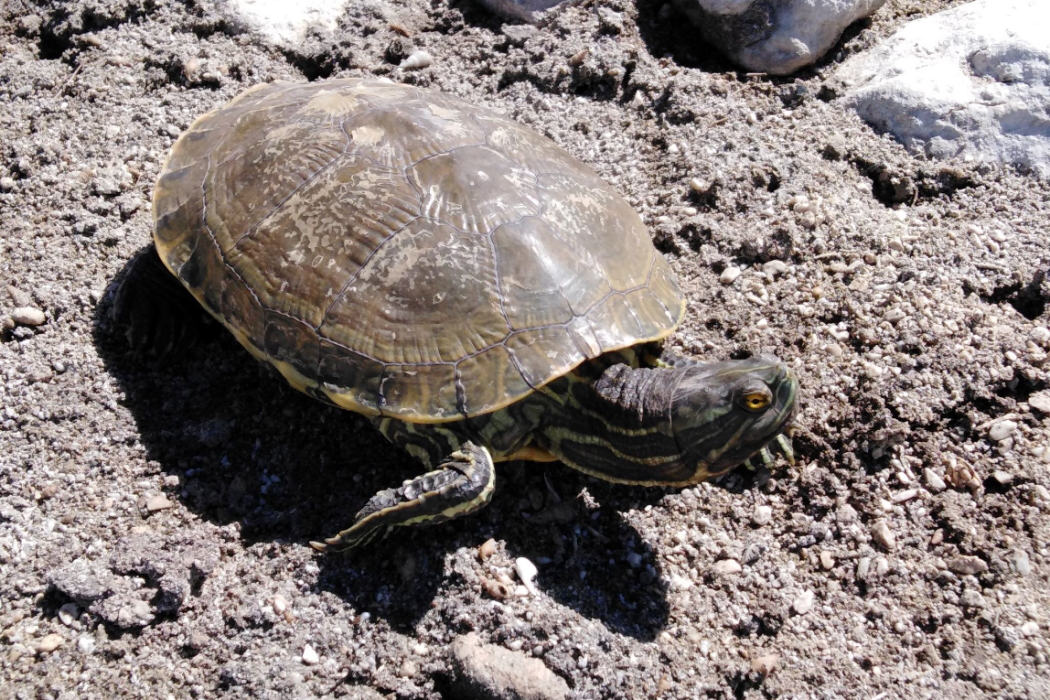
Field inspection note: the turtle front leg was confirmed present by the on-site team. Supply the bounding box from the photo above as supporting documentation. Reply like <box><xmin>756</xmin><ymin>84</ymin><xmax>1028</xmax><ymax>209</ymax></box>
<box><xmin>311</xmin><ymin>442</ymin><xmax>496</xmax><ymax>552</ymax></box>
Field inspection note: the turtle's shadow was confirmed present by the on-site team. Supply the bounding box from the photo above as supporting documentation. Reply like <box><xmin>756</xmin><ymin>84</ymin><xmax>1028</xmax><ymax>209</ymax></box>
<box><xmin>93</xmin><ymin>251</ymin><xmax>680</xmax><ymax>640</ymax></box>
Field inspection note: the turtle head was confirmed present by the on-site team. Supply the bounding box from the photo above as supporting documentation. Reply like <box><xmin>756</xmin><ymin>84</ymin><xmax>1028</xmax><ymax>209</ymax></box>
<box><xmin>670</xmin><ymin>355</ymin><xmax>798</xmax><ymax>478</ymax></box>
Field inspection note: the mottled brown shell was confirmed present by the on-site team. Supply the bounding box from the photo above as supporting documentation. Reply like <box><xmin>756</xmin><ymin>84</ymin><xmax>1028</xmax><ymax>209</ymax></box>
<box><xmin>153</xmin><ymin>79</ymin><xmax>684</xmax><ymax>422</ymax></box>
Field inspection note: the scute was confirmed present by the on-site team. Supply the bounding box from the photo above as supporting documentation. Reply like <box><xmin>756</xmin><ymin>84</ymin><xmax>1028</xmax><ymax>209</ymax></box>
<box><xmin>152</xmin><ymin>78</ymin><xmax>685</xmax><ymax>422</ymax></box>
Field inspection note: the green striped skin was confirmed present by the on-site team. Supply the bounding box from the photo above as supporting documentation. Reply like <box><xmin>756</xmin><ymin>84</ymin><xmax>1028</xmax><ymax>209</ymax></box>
<box><xmin>377</xmin><ymin>351</ymin><xmax>796</xmax><ymax>486</ymax></box>
<box><xmin>311</xmin><ymin>349</ymin><xmax>797</xmax><ymax>550</ymax></box>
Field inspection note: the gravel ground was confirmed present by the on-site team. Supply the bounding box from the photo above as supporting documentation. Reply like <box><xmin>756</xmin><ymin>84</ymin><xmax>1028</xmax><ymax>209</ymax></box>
<box><xmin>2</xmin><ymin>0</ymin><xmax>1049</xmax><ymax>698</ymax></box>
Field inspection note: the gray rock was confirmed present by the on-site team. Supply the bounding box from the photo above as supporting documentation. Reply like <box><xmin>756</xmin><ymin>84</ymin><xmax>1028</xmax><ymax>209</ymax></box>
<box><xmin>836</xmin><ymin>0</ymin><xmax>1050</xmax><ymax>177</ymax></box>
<box><xmin>672</xmin><ymin>0</ymin><xmax>887</xmax><ymax>75</ymax></box>
<box><xmin>949</xmin><ymin>555</ymin><xmax>989</xmax><ymax>576</ymax></box>
<box><xmin>49</xmin><ymin>559</ymin><xmax>108</xmax><ymax>606</ymax></box>
<box><xmin>450</xmin><ymin>632</ymin><xmax>570</xmax><ymax>700</ymax></box>
<box><xmin>49</xmin><ymin>536</ymin><xmax>217</xmax><ymax>628</ymax></box>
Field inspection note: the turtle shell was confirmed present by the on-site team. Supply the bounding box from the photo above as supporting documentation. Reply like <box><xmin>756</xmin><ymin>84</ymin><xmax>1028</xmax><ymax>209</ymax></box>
<box><xmin>153</xmin><ymin>79</ymin><xmax>684</xmax><ymax>422</ymax></box>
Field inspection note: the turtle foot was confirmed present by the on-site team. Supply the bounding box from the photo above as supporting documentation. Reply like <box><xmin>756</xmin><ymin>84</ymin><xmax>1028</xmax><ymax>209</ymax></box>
<box><xmin>314</xmin><ymin>442</ymin><xmax>496</xmax><ymax>552</ymax></box>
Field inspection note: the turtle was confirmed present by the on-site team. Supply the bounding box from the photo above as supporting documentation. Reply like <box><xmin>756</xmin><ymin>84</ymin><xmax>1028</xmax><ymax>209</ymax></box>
<box><xmin>115</xmin><ymin>78</ymin><xmax>799</xmax><ymax>551</ymax></box>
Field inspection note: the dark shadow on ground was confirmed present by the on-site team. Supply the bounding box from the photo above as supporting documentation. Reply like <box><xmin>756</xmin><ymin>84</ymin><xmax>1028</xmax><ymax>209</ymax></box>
<box><xmin>92</xmin><ymin>249</ymin><xmax>698</xmax><ymax>640</ymax></box>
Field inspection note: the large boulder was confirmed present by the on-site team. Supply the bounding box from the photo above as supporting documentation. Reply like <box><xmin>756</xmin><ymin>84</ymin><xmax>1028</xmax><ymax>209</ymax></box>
<box><xmin>836</xmin><ymin>0</ymin><xmax>1050</xmax><ymax>177</ymax></box>
<box><xmin>672</xmin><ymin>0</ymin><xmax>887</xmax><ymax>75</ymax></box>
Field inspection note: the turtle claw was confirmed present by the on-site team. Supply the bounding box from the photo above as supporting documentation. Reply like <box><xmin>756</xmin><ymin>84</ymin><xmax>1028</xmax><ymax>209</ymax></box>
<box><xmin>775</xmin><ymin>433</ymin><xmax>795</xmax><ymax>465</ymax></box>
<box><xmin>742</xmin><ymin>433</ymin><xmax>796</xmax><ymax>472</ymax></box>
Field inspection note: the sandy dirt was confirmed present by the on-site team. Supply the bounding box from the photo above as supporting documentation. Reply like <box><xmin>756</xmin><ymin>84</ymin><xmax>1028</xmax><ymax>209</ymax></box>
<box><xmin>1</xmin><ymin>0</ymin><xmax>1049</xmax><ymax>698</ymax></box>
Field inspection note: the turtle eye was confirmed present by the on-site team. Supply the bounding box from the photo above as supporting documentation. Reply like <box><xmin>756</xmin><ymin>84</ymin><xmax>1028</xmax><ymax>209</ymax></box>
<box><xmin>740</xmin><ymin>389</ymin><xmax>772</xmax><ymax>412</ymax></box>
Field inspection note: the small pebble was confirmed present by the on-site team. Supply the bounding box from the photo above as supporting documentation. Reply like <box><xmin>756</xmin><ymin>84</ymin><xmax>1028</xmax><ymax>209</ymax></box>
<box><xmin>762</xmin><ymin>260</ymin><xmax>787</xmax><ymax>276</ymax></box>
<box><xmin>819</xmin><ymin>551</ymin><xmax>835</xmax><ymax>570</ymax></box>
<box><xmin>58</xmin><ymin>603</ymin><xmax>78</xmax><ymax>627</ymax></box>
<box><xmin>988</xmin><ymin>420</ymin><xmax>1018</xmax><ymax>442</ymax></box>
<box><xmin>1008</xmin><ymin>549</ymin><xmax>1031</xmax><ymax>576</ymax></box>
<box><xmin>399</xmin><ymin>660</ymin><xmax>418</xmax><ymax>678</ymax></box>
<box><xmin>1028</xmin><ymin>392</ymin><xmax>1050</xmax><ymax>413</ymax></box>
<box><xmin>515</xmin><ymin>557</ymin><xmax>539</xmax><ymax>596</ymax></box>
<box><xmin>752</xmin><ymin>504</ymin><xmax>772</xmax><ymax>526</ymax></box>
<box><xmin>924</xmin><ymin>468</ymin><xmax>946</xmax><ymax>493</ymax></box>
<box><xmin>712</xmin><ymin>559</ymin><xmax>742</xmax><ymax>575</ymax></box>
<box><xmin>669</xmin><ymin>574</ymin><xmax>693</xmax><ymax>591</ymax></box>
<box><xmin>146</xmin><ymin>495</ymin><xmax>173</xmax><ymax>512</ymax></box>
<box><xmin>948</xmin><ymin>555</ymin><xmax>988</xmax><ymax>576</ymax></box>
<box><xmin>301</xmin><ymin>644</ymin><xmax>320</xmax><ymax>665</ymax></box>
<box><xmin>893</xmin><ymin>489</ymin><xmax>919</xmax><ymax>503</ymax></box>
<box><xmin>400</xmin><ymin>50</ymin><xmax>432</xmax><ymax>70</ymax></box>
<box><xmin>272</xmin><ymin>595</ymin><xmax>288</xmax><ymax>615</ymax></box>
<box><xmin>11</xmin><ymin>307</ymin><xmax>46</xmax><ymax>326</ymax></box>
<box><xmin>720</xmin><ymin>266</ymin><xmax>742</xmax><ymax>285</ymax></box>
<box><xmin>792</xmin><ymin>590</ymin><xmax>815</xmax><ymax>615</ymax></box>
<box><xmin>36</xmin><ymin>634</ymin><xmax>64</xmax><ymax>654</ymax></box>
<box><xmin>884</xmin><ymin>308</ymin><xmax>907</xmax><ymax>323</ymax></box>
<box><xmin>182</xmin><ymin>57</ymin><xmax>200</xmax><ymax>79</ymax></box>
<box><xmin>411</xmin><ymin>643</ymin><xmax>428</xmax><ymax>656</ymax></box>
<box><xmin>478</xmin><ymin>538</ymin><xmax>497</xmax><ymax>560</ymax></box>
<box><xmin>689</xmin><ymin>177</ymin><xmax>708</xmax><ymax>193</ymax></box>
<box><xmin>7</xmin><ymin>286</ymin><xmax>30</xmax><ymax>306</ymax></box>
<box><xmin>626</xmin><ymin>551</ymin><xmax>643</xmax><ymax>568</ymax></box>
<box><xmin>751</xmin><ymin>653</ymin><xmax>778</xmax><ymax>674</ymax></box>
<box><xmin>1021</xmin><ymin>622</ymin><xmax>1040</xmax><ymax>637</ymax></box>
<box><xmin>871</xmin><ymin>521</ymin><xmax>895</xmax><ymax>550</ymax></box>
<box><xmin>0</xmin><ymin>176</ymin><xmax>14</xmax><ymax>191</ymax></box>
<box><xmin>992</xmin><ymin>470</ymin><xmax>1014</xmax><ymax>486</ymax></box>
<box><xmin>856</xmin><ymin>557</ymin><xmax>871</xmax><ymax>580</ymax></box>
<box><xmin>481</xmin><ymin>577</ymin><xmax>511</xmax><ymax>600</ymax></box>
<box><xmin>77</xmin><ymin>636</ymin><xmax>96</xmax><ymax>654</ymax></box>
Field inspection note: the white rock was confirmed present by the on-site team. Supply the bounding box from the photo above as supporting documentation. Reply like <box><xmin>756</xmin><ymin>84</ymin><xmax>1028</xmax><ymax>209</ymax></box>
<box><xmin>871</xmin><ymin>520</ymin><xmax>895</xmax><ymax>550</ymax></box>
<box><xmin>58</xmin><ymin>603</ymin><xmax>78</xmax><ymax>627</ymax></box>
<box><xmin>924</xmin><ymin>468</ymin><xmax>947</xmax><ymax>493</ymax></box>
<box><xmin>36</xmin><ymin>634</ymin><xmax>65</xmax><ymax>653</ymax></box>
<box><xmin>836</xmin><ymin>0</ymin><xmax>1050</xmax><ymax>177</ymax></box>
<box><xmin>712</xmin><ymin>559</ymin><xmax>742</xmax><ymax>575</ymax></box>
<box><xmin>1028</xmin><ymin>391</ymin><xmax>1050</xmax><ymax>413</ymax></box>
<box><xmin>719</xmin><ymin>266</ymin><xmax>742</xmax><ymax>285</ymax></box>
<box><xmin>218</xmin><ymin>0</ymin><xmax>350</xmax><ymax>45</ymax></box>
<box><xmin>77</xmin><ymin>636</ymin><xmax>96</xmax><ymax>654</ymax></box>
<box><xmin>515</xmin><ymin>557</ymin><xmax>539</xmax><ymax>596</ymax></box>
<box><xmin>400</xmin><ymin>51</ymin><xmax>433</xmax><ymax>71</ymax></box>
<box><xmin>11</xmin><ymin>307</ymin><xmax>46</xmax><ymax>326</ymax></box>
<box><xmin>673</xmin><ymin>0</ymin><xmax>887</xmax><ymax>75</ymax></box>
<box><xmin>669</xmin><ymin>574</ymin><xmax>694</xmax><ymax>590</ymax></box>
<box><xmin>792</xmin><ymin>589</ymin><xmax>815</xmax><ymax>615</ymax></box>
<box><xmin>302</xmin><ymin>644</ymin><xmax>320</xmax><ymax>665</ymax></box>
<box><xmin>752</xmin><ymin>504</ymin><xmax>772</xmax><ymax>526</ymax></box>
<box><xmin>988</xmin><ymin>420</ymin><xmax>1018</xmax><ymax>442</ymax></box>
